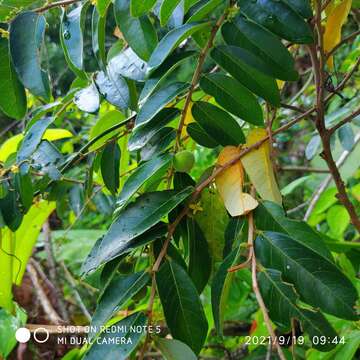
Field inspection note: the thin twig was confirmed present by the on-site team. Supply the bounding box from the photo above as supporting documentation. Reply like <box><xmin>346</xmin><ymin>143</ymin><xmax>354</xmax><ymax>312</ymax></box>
<box><xmin>0</xmin><ymin>120</ymin><xmax>20</xmax><ymax>138</ymax></box>
<box><xmin>280</xmin><ymin>103</ymin><xmax>306</xmax><ymax>113</ymax></box>
<box><xmin>304</xmin><ymin>132</ymin><xmax>360</xmax><ymax>220</ymax></box>
<box><xmin>60</xmin><ymin>262</ymin><xmax>92</xmax><ymax>322</ymax></box>
<box><xmin>175</xmin><ymin>13</ymin><xmax>228</xmax><ymax>151</ymax></box>
<box><xmin>27</xmin><ymin>263</ymin><xmax>63</xmax><ymax>325</ymax></box>
<box><xmin>286</xmin><ymin>201</ymin><xmax>310</xmax><ymax>215</ymax></box>
<box><xmin>35</xmin><ymin>0</ymin><xmax>81</xmax><ymax>13</ymax></box>
<box><xmin>43</xmin><ymin>220</ymin><xmax>70</xmax><ymax>322</ymax></box>
<box><xmin>325</xmin><ymin>57</ymin><xmax>360</xmax><ymax>104</ymax></box>
<box><xmin>327</xmin><ymin>29</ymin><xmax>360</xmax><ymax>58</ymax></box>
<box><xmin>329</xmin><ymin>107</ymin><xmax>360</xmax><ymax>134</ymax></box>
<box><xmin>250</xmin><ymin>216</ymin><xmax>286</xmax><ymax>360</ymax></box>
<box><xmin>279</xmin><ymin>166</ymin><xmax>330</xmax><ymax>173</ymax></box>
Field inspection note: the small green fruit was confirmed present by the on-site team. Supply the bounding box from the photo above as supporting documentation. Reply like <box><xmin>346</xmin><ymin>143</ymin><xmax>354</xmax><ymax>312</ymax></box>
<box><xmin>173</xmin><ymin>150</ymin><xmax>195</xmax><ymax>173</ymax></box>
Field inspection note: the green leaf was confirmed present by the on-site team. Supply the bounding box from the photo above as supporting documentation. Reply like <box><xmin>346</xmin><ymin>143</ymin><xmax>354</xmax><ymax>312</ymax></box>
<box><xmin>108</xmin><ymin>47</ymin><xmax>148</xmax><ymax>81</ymax></box>
<box><xmin>140</xmin><ymin>127</ymin><xmax>176</xmax><ymax>161</ymax></box>
<box><xmin>156</xmin><ymin>259</ymin><xmax>208</xmax><ymax>354</ymax></box>
<box><xmin>255</xmin><ymin>231</ymin><xmax>358</xmax><ymax>320</ymax></box>
<box><xmin>129</xmin><ymin>108</ymin><xmax>180</xmax><ymax>151</ymax></box>
<box><xmin>195</xmin><ymin>188</ymin><xmax>229</xmax><ymax>261</ymax></box>
<box><xmin>237</xmin><ymin>0</ymin><xmax>313</xmax><ymax>44</ymax></box>
<box><xmin>222</xmin><ymin>17</ymin><xmax>298</xmax><ymax>81</ymax></box>
<box><xmin>160</xmin><ymin>0</ymin><xmax>182</xmax><ymax>26</ymax></box>
<box><xmin>333</xmin><ymin>331</ymin><xmax>360</xmax><ymax>360</ymax></box>
<box><xmin>258</xmin><ymin>268</ymin><xmax>337</xmax><ymax>351</ymax></box>
<box><xmin>0</xmin><ymin>190</ymin><xmax>23</xmax><ymax>231</ymax></box>
<box><xmin>211</xmin><ymin>46</ymin><xmax>280</xmax><ymax>106</ymax></box>
<box><xmin>147</xmin><ymin>22</ymin><xmax>209</xmax><ymax>72</ymax></box>
<box><xmin>89</xmin><ymin>110</ymin><xmax>127</xmax><ymax>151</ymax></box>
<box><xmin>155</xmin><ymin>338</ymin><xmax>197</xmax><ymax>360</ymax></box>
<box><xmin>13</xmin><ymin>200</ymin><xmax>56</xmax><ymax>284</ymax></box>
<box><xmin>282</xmin><ymin>0</ymin><xmax>312</xmax><ymax>18</ymax></box>
<box><xmin>255</xmin><ymin>201</ymin><xmax>334</xmax><ymax>262</ymax></box>
<box><xmin>31</xmin><ymin>141</ymin><xmax>63</xmax><ymax>180</ymax></box>
<box><xmin>84</xmin><ymin>312</ymin><xmax>147</xmax><ymax>359</ymax></box>
<box><xmin>74</xmin><ymin>83</ymin><xmax>100</xmax><ymax>113</ymax></box>
<box><xmin>130</xmin><ymin>0</ymin><xmax>157</xmax><ymax>17</ymax></box>
<box><xmin>0</xmin><ymin>227</ymin><xmax>16</xmax><ymax>311</ymax></box>
<box><xmin>96</xmin><ymin>0</ymin><xmax>112</xmax><ymax>17</ymax></box>
<box><xmin>140</xmin><ymin>50</ymin><xmax>197</xmax><ymax>102</ymax></box>
<box><xmin>312</xmin><ymin>188</ymin><xmax>338</xmax><ymax>215</ymax></box>
<box><xmin>200</xmin><ymin>74</ymin><xmax>263</xmax><ymax>125</ymax></box>
<box><xmin>186</xmin><ymin>122</ymin><xmax>218</xmax><ymax>148</ymax></box>
<box><xmin>90</xmin><ymin>271</ymin><xmax>150</xmax><ymax>339</ymax></box>
<box><xmin>338</xmin><ymin>123</ymin><xmax>354</xmax><ymax>151</ymax></box>
<box><xmin>186</xmin><ymin>0</ymin><xmax>223</xmax><ymax>23</ymax></box>
<box><xmin>83</xmin><ymin>188</ymin><xmax>193</xmax><ymax>272</ymax></box>
<box><xmin>191</xmin><ymin>101</ymin><xmax>245</xmax><ymax>146</ymax></box>
<box><xmin>94</xmin><ymin>70</ymin><xmax>130</xmax><ymax>111</ymax></box>
<box><xmin>82</xmin><ymin>223</ymin><xmax>166</xmax><ymax>274</ymax></box>
<box><xmin>117</xmin><ymin>153</ymin><xmax>173</xmax><ymax>209</ymax></box>
<box><xmin>305</xmin><ymin>134</ymin><xmax>320</xmax><ymax>160</ymax></box>
<box><xmin>16</xmin><ymin>117</ymin><xmax>53</xmax><ymax>167</ymax></box>
<box><xmin>100</xmin><ymin>142</ymin><xmax>121</xmax><ymax>195</ymax></box>
<box><xmin>281</xmin><ymin>175</ymin><xmax>311</xmax><ymax>196</ymax></box>
<box><xmin>211</xmin><ymin>250</ymin><xmax>238</xmax><ymax>336</ymax></box>
<box><xmin>0</xmin><ymin>305</ymin><xmax>26</xmax><ymax>358</ymax></box>
<box><xmin>10</xmin><ymin>11</ymin><xmax>50</xmax><ymax>100</ymax></box>
<box><xmin>14</xmin><ymin>172</ymin><xmax>33</xmax><ymax>212</ymax></box>
<box><xmin>0</xmin><ymin>38</ymin><xmax>26</xmax><ymax>120</ymax></box>
<box><xmin>92</xmin><ymin>6</ymin><xmax>107</xmax><ymax>72</ymax></box>
<box><xmin>135</xmin><ymin>82</ymin><xmax>189</xmax><ymax>126</ymax></box>
<box><xmin>187</xmin><ymin>218</ymin><xmax>212</xmax><ymax>294</ymax></box>
<box><xmin>114</xmin><ymin>0</ymin><xmax>158</xmax><ymax>61</ymax></box>
<box><xmin>326</xmin><ymin>205</ymin><xmax>350</xmax><ymax>238</ymax></box>
<box><xmin>60</xmin><ymin>4</ymin><xmax>88</xmax><ymax>79</ymax></box>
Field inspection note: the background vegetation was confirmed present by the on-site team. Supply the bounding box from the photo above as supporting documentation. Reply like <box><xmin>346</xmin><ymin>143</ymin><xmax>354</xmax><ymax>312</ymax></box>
<box><xmin>0</xmin><ymin>0</ymin><xmax>359</xmax><ymax>359</ymax></box>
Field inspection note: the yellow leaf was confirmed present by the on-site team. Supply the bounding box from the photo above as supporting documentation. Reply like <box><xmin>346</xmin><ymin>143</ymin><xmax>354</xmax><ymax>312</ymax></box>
<box><xmin>215</xmin><ymin>146</ymin><xmax>258</xmax><ymax>216</ymax></box>
<box><xmin>242</xmin><ymin>129</ymin><xmax>282</xmax><ymax>204</ymax></box>
<box><xmin>323</xmin><ymin>0</ymin><xmax>352</xmax><ymax>69</ymax></box>
<box><xmin>182</xmin><ymin>101</ymin><xmax>195</xmax><ymax>137</ymax></box>
<box><xmin>0</xmin><ymin>129</ymin><xmax>73</xmax><ymax>163</ymax></box>
<box><xmin>277</xmin><ymin>80</ymin><xmax>285</xmax><ymax>90</ymax></box>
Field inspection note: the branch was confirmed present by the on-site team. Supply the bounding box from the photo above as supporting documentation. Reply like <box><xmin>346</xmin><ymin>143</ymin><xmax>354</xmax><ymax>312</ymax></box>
<box><xmin>327</xmin><ymin>29</ymin><xmax>360</xmax><ymax>58</ymax></box>
<box><xmin>308</xmin><ymin>3</ymin><xmax>360</xmax><ymax>232</ymax></box>
<box><xmin>249</xmin><ymin>213</ymin><xmax>286</xmax><ymax>360</ymax></box>
<box><xmin>43</xmin><ymin>220</ymin><xmax>70</xmax><ymax>322</ymax></box>
<box><xmin>27</xmin><ymin>263</ymin><xmax>63</xmax><ymax>325</ymax></box>
<box><xmin>329</xmin><ymin>107</ymin><xmax>360</xmax><ymax>134</ymax></box>
<box><xmin>175</xmin><ymin>13</ymin><xmax>227</xmax><ymax>150</ymax></box>
<box><xmin>325</xmin><ymin>57</ymin><xmax>360</xmax><ymax>104</ymax></box>
<box><xmin>60</xmin><ymin>262</ymin><xmax>92</xmax><ymax>322</ymax></box>
<box><xmin>304</xmin><ymin>132</ymin><xmax>360</xmax><ymax>220</ymax></box>
<box><xmin>35</xmin><ymin>0</ymin><xmax>81</xmax><ymax>13</ymax></box>
<box><xmin>279</xmin><ymin>166</ymin><xmax>330</xmax><ymax>173</ymax></box>
<box><xmin>280</xmin><ymin>103</ymin><xmax>306</xmax><ymax>113</ymax></box>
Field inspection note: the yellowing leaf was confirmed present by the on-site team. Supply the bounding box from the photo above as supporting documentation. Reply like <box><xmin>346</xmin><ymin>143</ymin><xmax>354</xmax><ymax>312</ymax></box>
<box><xmin>215</xmin><ymin>146</ymin><xmax>258</xmax><ymax>216</ymax></box>
<box><xmin>0</xmin><ymin>129</ymin><xmax>73</xmax><ymax>162</ymax></box>
<box><xmin>182</xmin><ymin>101</ymin><xmax>195</xmax><ymax>137</ymax></box>
<box><xmin>276</xmin><ymin>80</ymin><xmax>285</xmax><ymax>90</ymax></box>
<box><xmin>242</xmin><ymin>129</ymin><xmax>282</xmax><ymax>204</ymax></box>
<box><xmin>323</xmin><ymin>0</ymin><xmax>352</xmax><ymax>69</ymax></box>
